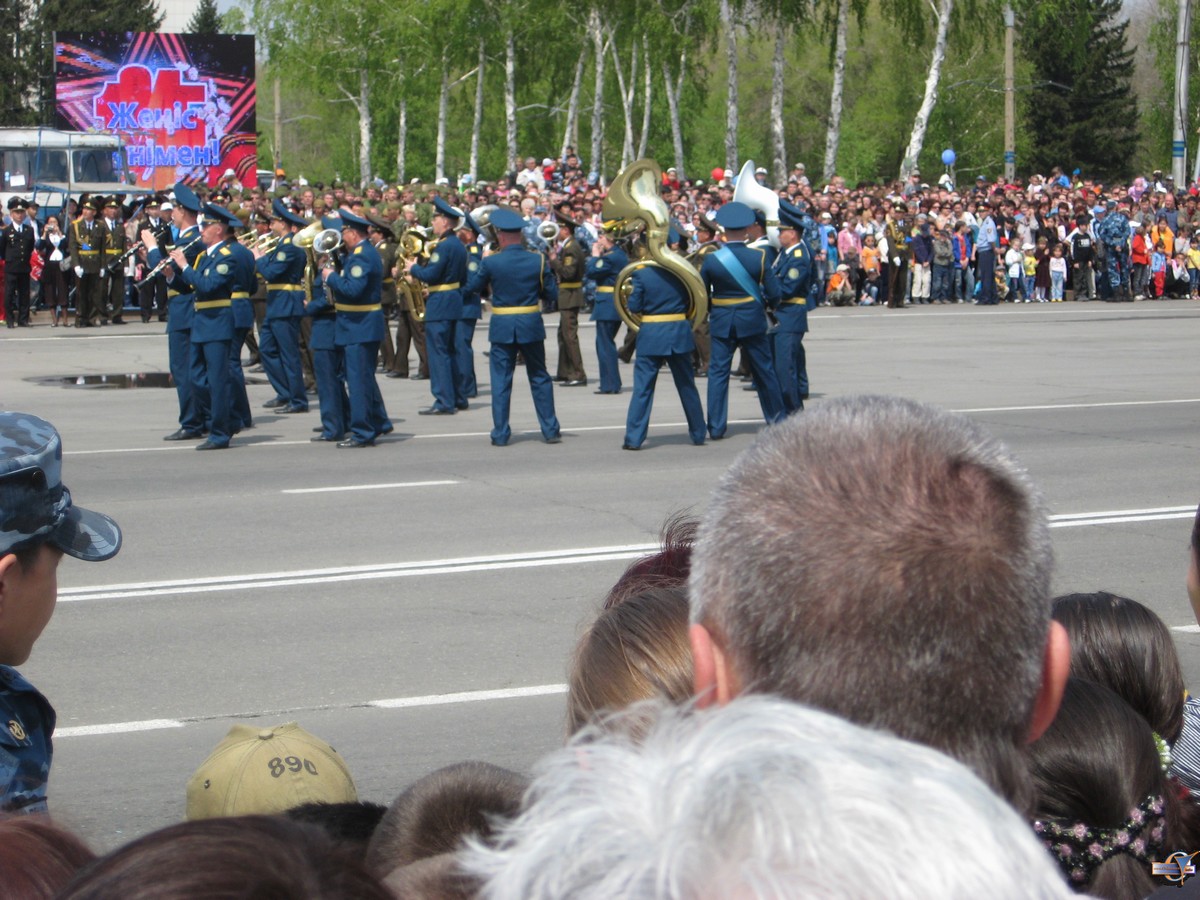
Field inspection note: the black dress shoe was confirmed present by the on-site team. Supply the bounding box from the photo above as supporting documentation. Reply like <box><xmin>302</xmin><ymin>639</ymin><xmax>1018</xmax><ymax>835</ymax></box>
<box><xmin>410</xmin><ymin>373</ymin><xmax>428</xmax><ymax>380</ymax></box>
<box><xmin>281</xmin><ymin>406</ymin><xmax>309</xmax><ymax>414</ymax></box>
<box><xmin>593</xmin><ymin>389</ymin><xmax>620</xmax><ymax>395</ymax></box>
<box><xmin>563</xmin><ymin>379</ymin><xmax>587</xmax><ymax>387</ymax></box>
<box><xmin>337</xmin><ymin>438</ymin><xmax>374</xmax><ymax>448</ymax></box>
<box><xmin>417</xmin><ymin>407</ymin><xmax>455</xmax><ymax>416</ymax></box>
<box><xmin>111</xmin><ymin>318</ymin><xmax>126</xmax><ymax>325</ymax></box>
<box><xmin>195</xmin><ymin>440</ymin><xmax>228</xmax><ymax>451</ymax></box>
<box><xmin>622</xmin><ymin>442</ymin><xmax>640</xmax><ymax>451</ymax></box>
<box><xmin>377</xmin><ymin>422</ymin><xmax>395</xmax><ymax>436</ymax></box>
<box><xmin>311</xmin><ymin>434</ymin><xmax>343</xmax><ymax>442</ymax></box>
<box><xmin>305</xmin><ymin>387</ymin><xmax>318</xmax><ymax>396</ymax></box>
<box><xmin>262</xmin><ymin>398</ymin><xmax>289</xmax><ymax>409</ymax></box>
<box><xmin>490</xmin><ymin>439</ymin><xmax>508</xmax><ymax>447</ymax></box>
<box><xmin>545</xmin><ymin>434</ymin><xmax>562</xmax><ymax>444</ymax></box>
<box><xmin>554</xmin><ymin>376</ymin><xmax>568</xmax><ymax>383</ymax></box>
<box><xmin>386</xmin><ymin>371</ymin><xmax>406</xmax><ymax>378</ymax></box>
<box><xmin>164</xmin><ymin>429</ymin><xmax>205</xmax><ymax>441</ymax></box>
<box><xmin>455</xmin><ymin>402</ymin><xmax>469</xmax><ymax>411</ymax></box>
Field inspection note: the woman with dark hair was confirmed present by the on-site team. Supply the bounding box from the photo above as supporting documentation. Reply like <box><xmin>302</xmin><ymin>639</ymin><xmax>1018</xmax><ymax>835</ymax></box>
<box><xmin>0</xmin><ymin>813</ymin><xmax>94</xmax><ymax>898</ymax></box>
<box><xmin>36</xmin><ymin>216</ymin><xmax>68</xmax><ymax>327</ymax></box>
<box><xmin>1030</xmin><ymin>678</ymin><xmax>1174</xmax><ymax>898</ymax></box>
<box><xmin>57</xmin><ymin>815</ymin><xmax>392</xmax><ymax>900</ymax></box>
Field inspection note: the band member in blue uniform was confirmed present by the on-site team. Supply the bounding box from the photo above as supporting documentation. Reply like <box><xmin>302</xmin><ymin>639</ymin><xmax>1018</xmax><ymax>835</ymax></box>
<box><xmin>228</xmin><ymin>232</ymin><xmax>257</xmax><ymax>433</ymax></box>
<box><xmin>463</xmin><ymin>208</ymin><xmax>562</xmax><ymax>447</ymax></box>
<box><xmin>169</xmin><ymin>203</ymin><xmax>246</xmax><ymax>450</ymax></box>
<box><xmin>457</xmin><ymin>217</ymin><xmax>483</xmax><ymax>399</ymax></box>
<box><xmin>254</xmin><ymin>199</ymin><xmax>310</xmax><ymax>414</ymax></box>
<box><xmin>701</xmin><ymin>201</ymin><xmax>786</xmax><ymax>439</ymax></box>
<box><xmin>321</xmin><ymin>209</ymin><xmax>391</xmax><ymax>448</ymax></box>
<box><xmin>772</xmin><ymin>205</ymin><xmax>815</xmax><ymax>413</ymax></box>
<box><xmin>587</xmin><ymin>230</ymin><xmax>629</xmax><ymax>394</ymax></box>
<box><xmin>307</xmin><ymin>216</ymin><xmax>350</xmax><ymax>442</ymax></box>
<box><xmin>143</xmin><ymin>184</ymin><xmax>206</xmax><ymax>441</ymax></box>
<box><xmin>406</xmin><ymin>196</ymin><xmax>467</xmax><ymax>415</ymax></box>
<box><xmin>621</xmin><ymin>228</ymin><xmax>706</xmax><ymax>451</ymax></box>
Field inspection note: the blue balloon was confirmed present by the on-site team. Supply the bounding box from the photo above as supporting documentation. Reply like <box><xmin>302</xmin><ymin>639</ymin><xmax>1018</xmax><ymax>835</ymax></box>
<box><xmin>941</xmin><ymin>149</ymin><xmax>956</xmax><ymax>166</ymax></box>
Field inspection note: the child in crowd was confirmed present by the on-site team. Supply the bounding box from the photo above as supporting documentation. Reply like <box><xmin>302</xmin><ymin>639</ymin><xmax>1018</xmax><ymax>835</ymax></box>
<box><xmin>995</xmin><ymin>265</ymin><xmax>1009</xmax><ymax>301</ymax></box>
<box><xmin>1187</xmin><ymin>242</ymin><xmax>1200</xmax><ymax>298</ymax></box>
<box><xmin>0</xmin><ymin>412</ymin><xmax>122</xmax><ymax>814</ymax></box>
<box><xmin>860</xmin><ymin>234</ymin><xmax>880</xmax><ymax>305</ymax></box>
<box><xmin>1033</xmin><ymin>236</ymin><xmax>1051</xmax><ymax>302</ymax></box>
<box><xmin>1023</xmin><ymin>244</ymin><xmax>1038</xmax><ymax>301</ymax></box>
<box><xmin>1006</xmin><ymin>242</ymin><xmax>1025</xmax><ymax>302</ymax></box>
<box><xmin>1150</xmin><ymin>241</ymin><xmax>1168</xmax><ymax>298</ymax></box>
<box><xmin>1049</xmin><ymin>244</ymin><xmax>1067</xmax><ymax>301</ymax></box>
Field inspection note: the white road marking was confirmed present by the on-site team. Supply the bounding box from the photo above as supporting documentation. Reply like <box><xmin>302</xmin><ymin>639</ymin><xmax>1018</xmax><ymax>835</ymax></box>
<box><xmin>57</xmin><ymin>543</ymin><xmax>659</xmax><ymax>603</ymax></box>
<box><xmin>54</xmin><ymin>685</ymin><xmax>568</xmax><ymax>739</ymax></box>
<box><xmin>1049</xmin><ymin>506</ymin><xmax>1196</xmax><ymax>528</ymax></box>
<box><xmin>282</xmin><ymin>480</ymin><xmax>458</xmax><ymax>494</ymax></box>
<box><xmin>1173</xmin><ymin>625</ymin><xmax>1200</xmax><ymax>634</ymax></box>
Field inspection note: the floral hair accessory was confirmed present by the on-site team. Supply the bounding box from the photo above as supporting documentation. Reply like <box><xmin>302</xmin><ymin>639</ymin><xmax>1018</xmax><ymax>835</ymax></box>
<box><xmin>1033</xmin><ymin>794</ymin><xmax>1166</xmax><ymax>885</ymax></box>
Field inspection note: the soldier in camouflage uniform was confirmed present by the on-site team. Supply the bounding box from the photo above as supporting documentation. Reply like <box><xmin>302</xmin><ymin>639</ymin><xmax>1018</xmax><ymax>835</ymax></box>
<box><xmin>1095</xmin><ymin>199</ymin><xmax>1133</xmax><ymax>303</ymax></box>
<box><xmin>0</xmin><ymin>411</ymin><xmax>122</xmax><ymax>813</ymax></box>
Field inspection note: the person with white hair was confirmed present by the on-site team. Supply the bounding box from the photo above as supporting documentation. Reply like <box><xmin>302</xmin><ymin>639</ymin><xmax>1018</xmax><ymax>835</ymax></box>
<box><xmin>461</xmin><ymin>697</ymin><xmax>1075</xmax><ymax>900</ymax></box>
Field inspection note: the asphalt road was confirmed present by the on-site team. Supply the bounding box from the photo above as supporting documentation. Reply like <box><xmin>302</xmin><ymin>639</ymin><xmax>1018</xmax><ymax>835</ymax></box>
<box><xmin>3</xmin><ymin>299</ymin><xmax>1200</xmax><ymax>851</ymax></box>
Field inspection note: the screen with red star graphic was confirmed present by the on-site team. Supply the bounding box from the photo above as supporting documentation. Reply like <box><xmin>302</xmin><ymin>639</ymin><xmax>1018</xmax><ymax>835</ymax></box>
<box><xmin>55</xmin><ymin>32</ymin><xmax>256</xmax><ymax>191</ymax></box>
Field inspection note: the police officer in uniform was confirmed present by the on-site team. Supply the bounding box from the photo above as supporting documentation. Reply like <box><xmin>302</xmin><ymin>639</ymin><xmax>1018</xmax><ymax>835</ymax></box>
<box><xmin>701</xmin><ymin>201</ymin><xmax>786</xmax><ymax>439</ymax></box>
<box><xmin>773</xmin><ymin>206</ymin><xmax>815</xmax><ymax>413</ymax></box>
<box><xmin>169</xmin><ymin>203</ymin><xmax>247</xmax><ymax>450</ymax></box>
<box><xmin>143</xmin><ymin>185</ymin><xmax>207</xmax><ymax>440</ymax></box>
<box><xmin>406</xmin><ymin>196</ymin><xmax>467</xmax><ymax>415</ymax></box>
<box><xmin>0</xmin><ymin>199</ymin><xmax>35</xmax><ymax>328</ymax></box>
<box><xmin>99</xmin><ymin>197</ymin><xmax>127</xmax><ymax>324</ymax></box>
<box><xmin>70</xmin><ymin>198</ymin><xmax>104</xmax><ymax>327</ymax></box>
<box><xmin>587</xmin><ymin>230</ymin><xmax>629</xmax><ymax>394</ymax></box>
<box><xmin>255</xmin><ymin>199</ymin><xmax>310</xmax><ymax>414</ymax></box>
<box><xmin>620</xmin><ymin>225</ymin><xmax>705</xmax><ymax>451</ymax></box>
<box><xmin>308</xmin><ymin>215</ymin><xmax>350</xmax><ymax>442</ymax></box>
<box><xmin>456</xmin><ymin>217</ymin><xmax>483</xmax><ymax>399</ymax></box>
<box><xmin>463</xmin><ymin>207</ymin><xmax>562</xmax><ymax>446</ymax></box>
<box><xmin>551</xmin><ymin>211</ymin><xmax>588</xmax><ymax>386</ymax></box>
<box><xmin>322</xmin><ymin>209</ymin><xmax>391</xmax><ymax>447</ymax></box>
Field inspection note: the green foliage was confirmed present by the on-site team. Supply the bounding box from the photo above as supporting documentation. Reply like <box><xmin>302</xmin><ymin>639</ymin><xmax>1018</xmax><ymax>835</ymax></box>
<box><xmin>187</xmin><ymin>0</ymin><xmax>224</xmax><ymax>34</ymax></box>
<box><xmin>1014</xmin><ymin>0</ymin><xmax>1138</xmax><ymax>180</ymax></box>
<box><xmin>1143</xmin><ymin>0</ymin><xmax>1200</xmax><ymax>173</ymax></box>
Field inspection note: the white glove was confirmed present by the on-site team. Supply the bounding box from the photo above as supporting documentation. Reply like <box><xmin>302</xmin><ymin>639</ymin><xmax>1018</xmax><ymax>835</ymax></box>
<box><xmin>100</xmin><ymin>268</ymin><xmax>108</xmax><ymax>278</ymax></box>
<box><xmin>74</xmin><ymin>266</ymin><xmax>83</xmax><ymax>278</ymax></box>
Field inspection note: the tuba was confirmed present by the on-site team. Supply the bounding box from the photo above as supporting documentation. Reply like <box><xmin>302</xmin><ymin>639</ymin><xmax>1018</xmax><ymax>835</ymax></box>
<box><xmin>601</xmin><ymin>158</ymin><xmax>708</xmax><ymax>333</ymax></box>
<box><xmin>732</xmin><ymin>160</ymin><xmax>781</xmax><ymax>248</ymax></box>
<box><xmin>536</xmin><ymin>219</ymin><xmax>560</xmax><ymax>242</ymax></box>
<box><xmin>470</xmin><ymin>204</ymin><xmax>501</xmax><ymax>250</ymax></box>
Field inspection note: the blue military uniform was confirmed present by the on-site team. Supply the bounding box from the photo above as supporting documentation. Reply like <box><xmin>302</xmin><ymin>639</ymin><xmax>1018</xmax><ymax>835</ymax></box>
<box><xmin>0</xmin><ymin>666</ymin><xmax>54</xmax><ymax>814</ymax></box>
<box><xmin>702</xmin><ymin>202</ymin><xmax>787</xmax><ymax>439</ymax></box>
<box><xmin>772</xmin><ymin>217</ymin><xmax>815</xmax><ymax>413</ymax></box>
<box><xmin>307</xmin><ymin>253</ymin><xmax>349</xmax><ymax>442</ymax></box>
<box><xmin>148</xmin><ymin>183</ymin><xmax>208</xmax><ymax>439</ymax></box>
<box><xmin>256</xmin><ymin>200</ymin><xmax>310</xmax><ymax>412</ymax></box>
<box><xmin>463</xmin><ymin>208</ymin><xmax>561</xmax><ymax>445</ymax></box>
<box><xmin>178</xmin><ymin>207</ymin><xmax>245</xmax><ymax>450</ymax></box>
<box><xmin>325</xmin><ymin>214</ymin><xmax>390</xmax><ymax>446</ymax></box>
<box><xmin>228</xmin><ymin>239</ymin><xmax>257</xmax><ymax>432</ymax></box>
<box><xmin>459</xmin><ymin>237</ymin><xmax>483</xmax><ymax>398</ymax></box>
<box><xmin>587</xmin><ymin>243</ymin><xmax>629</xmax><ymax>394</ymax></box>
<box><xmin>410</xmin><ymin>197</ymin><xmax>467</xmax><ymax>414</ymax></box>
<box><xmin>622</xmin><ymin>265</ymin><xmax>705</xmax><ymax>450</ymax></box>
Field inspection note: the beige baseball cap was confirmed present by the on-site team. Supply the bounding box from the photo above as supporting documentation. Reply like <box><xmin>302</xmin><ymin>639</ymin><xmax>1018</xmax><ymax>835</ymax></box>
<box><xmin>185</xmin><ymin>722</ymin><xmax>358</xmax><ymax>820</ymax></box>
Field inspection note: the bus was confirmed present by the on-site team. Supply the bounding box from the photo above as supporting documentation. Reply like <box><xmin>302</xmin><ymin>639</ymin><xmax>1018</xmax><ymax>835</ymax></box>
<box><xmin>0</xmin><ymin>128</ymin><xmax>150</xmax><ymax>215</ymax></box>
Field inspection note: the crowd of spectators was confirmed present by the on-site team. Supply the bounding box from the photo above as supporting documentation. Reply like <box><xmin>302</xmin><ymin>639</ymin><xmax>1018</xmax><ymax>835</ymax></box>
<box><xmin>5</xmin><ymin>396</ymin><xmax>1200</xmax><ymax>898</ymax></box>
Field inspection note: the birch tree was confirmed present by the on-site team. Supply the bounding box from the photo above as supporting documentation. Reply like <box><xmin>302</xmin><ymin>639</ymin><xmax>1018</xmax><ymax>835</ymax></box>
<box><xmin>823</xmin><ymin>0</ymin><xmax>852</xmax><ymax>178</ymax></box>
<box><xmin>721</xmin><ymin>0</ymin><xmax>739</xmax><ymax>169</ymax></box>
<box><xmin>900</xmin><ymin>0</ymin><xmax>954</xmax><ymax>179</ymax></box>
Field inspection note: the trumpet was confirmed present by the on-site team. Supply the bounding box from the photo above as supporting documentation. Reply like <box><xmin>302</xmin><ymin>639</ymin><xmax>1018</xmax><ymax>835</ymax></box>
<box><xmin>133</xmin><ymin>234</ymin><xmax>204</xmax><ymax>288</ymax></box>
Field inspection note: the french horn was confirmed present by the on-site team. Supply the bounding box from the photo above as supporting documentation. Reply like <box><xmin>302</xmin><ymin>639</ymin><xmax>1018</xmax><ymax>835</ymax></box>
<box><xmin>601</xmin><ymin>158</ymin><xmax>708</xmax><ymax>333</ymax></box>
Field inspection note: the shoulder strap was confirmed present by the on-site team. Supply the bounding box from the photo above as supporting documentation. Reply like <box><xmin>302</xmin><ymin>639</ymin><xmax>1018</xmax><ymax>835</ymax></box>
<box><xmin>712</xmin><ymin>246</ymin><xmax>763</xmax><ymax>303</ymax></box>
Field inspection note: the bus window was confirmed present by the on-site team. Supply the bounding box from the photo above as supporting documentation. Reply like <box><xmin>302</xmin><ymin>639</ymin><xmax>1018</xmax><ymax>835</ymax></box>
<box><xmin>72</xmin><ymin>148</ymin><xmax>125</xmax><ymax>183</ymax></box>
<box><xmin>1</xmin><ymin>149</ymin><xmax>70</xmax><ymax>187</ymax></box>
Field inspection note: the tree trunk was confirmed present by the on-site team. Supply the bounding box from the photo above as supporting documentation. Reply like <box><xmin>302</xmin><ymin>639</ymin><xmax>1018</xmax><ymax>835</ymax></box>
<box><xmin>505</xmin><ymin>27</ymin><xmax>517</xmax><ymax>173</ymax></box>
<box><xmin>470</xmin><ymin>37</ymin><xmax>485</xmax><ymax>180</ymax></box>
<box><xmin>721</xmin><ymin>0</ymin><xmax>738</xmax><ymax>171</ymax></box>
<box><xmin>561</xmin><ymin>47</ymin><xmax>586</xmax><ymax>159</ymax></box>
<box><xmin>588</xmin><ymin>8</ymin><xmax>606</xmax><ymax>176</ymax></box>
<box><xmin>662</xmin><ymin>53</ymin><xmax>687</xmax><ymax>180</ymax></box>
<box><xmin>770</xmin><ymin>18</ymin><xmax>787</xmax><ymax>187</ymax></box>
<box><xmin>358</xmin><ymin>67</ymin><xmax>371</xmax><ymax>187</ymax></box>
<box><xmin>609</xmin><ymin>33</ymin><xmax>637</xmax><ymax>168</ymax></box>
<box><xmin>824</xmin><ymin>0</ymin><xmax>850</xmax><ymax>180</ymax></box>
<box><xmin>435</xmin><ymin>54</ymin><xmax>449</xmax><ymax>183</ymax></box>
<box><xmin>397</xmin><ymin>87</ymin><xmax>407</xmax><ymax>184</ymax></box>
<box><xmin>637</xmin><ymin>37</ymin><xmax>652</xmax><ymax>159</ymax></box>
<box><xmin>900</xmin><ymin>0</ymin><xmax>953</xmax><ymax>180</ymax></box>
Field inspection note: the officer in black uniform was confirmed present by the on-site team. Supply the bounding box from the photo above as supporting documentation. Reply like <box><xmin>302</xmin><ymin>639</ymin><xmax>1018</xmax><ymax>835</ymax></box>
<box><xmin>0</xmin><ymin>199</ymin><xmax>36</xmax><ymax>328</ymax></box>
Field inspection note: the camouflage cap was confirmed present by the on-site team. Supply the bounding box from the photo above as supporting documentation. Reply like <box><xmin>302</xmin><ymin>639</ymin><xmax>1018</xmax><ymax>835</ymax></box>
<box><xmin>0</xmin><ymin>412</ymin><xmax>121</xmax><ymax>561</ymax></box>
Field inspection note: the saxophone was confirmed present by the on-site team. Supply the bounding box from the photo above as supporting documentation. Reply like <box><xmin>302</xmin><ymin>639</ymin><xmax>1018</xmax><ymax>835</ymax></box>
<box><xmin>601</xmin><ymin>159</ymin><xmax>708</xmax><ymax>333</ymax></box>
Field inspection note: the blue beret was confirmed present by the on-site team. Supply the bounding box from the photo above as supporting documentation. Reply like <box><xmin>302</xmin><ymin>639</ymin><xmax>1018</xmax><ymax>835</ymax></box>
<box><xmin>173</xmin><ymin>183</ymin><xmax>203</xmax><ymax>214</ymax></box>
<box><xmin>202</xmin><ymin>203</ymin><xmax>243</xmax><ymax>229</ymax></box>
<box><xmin>271</xmin><ymin>198</ymin><xmax>307</xmax><ymax>229</ymax></box>
<box><xmin>489</xmin><ymin>208</ymin><xmax>526</xmax><ymax>232</ymax></box>
<box><xmin>339</xmin><ymin>209</ymin><xmax>371</xmax><ymax>232</ymax></box>
<box><xmin>714</xmin><ymin>201</ymin><xmax>755</xmax><ymax>230</ymax></box>
<box><xmin>432</xmin><ymin>196</ymin><xmax>463</xmax><ymax>221</ymax></box>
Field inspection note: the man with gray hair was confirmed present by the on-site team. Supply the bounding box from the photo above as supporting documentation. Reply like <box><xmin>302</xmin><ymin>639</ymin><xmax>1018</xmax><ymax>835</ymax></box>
<box><xmin>688</xmin><ymin>394</ymin><xmax>1070</xmax><ymax>811</ymax></box>
<box><xmin>462</xmin><ymin>697</ymin><xmax>1074</xmax><ymax>899</ymax></box>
